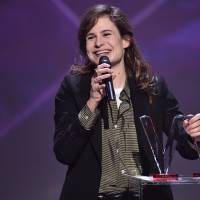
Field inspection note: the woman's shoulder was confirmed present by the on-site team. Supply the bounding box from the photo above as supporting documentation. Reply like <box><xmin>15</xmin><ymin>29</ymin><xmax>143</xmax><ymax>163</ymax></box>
<box><xmin>63</xmin><ymin>71</ymin><xmax>92</xmax><ymax>85</ymax></box>
<box><xmin>150</xmin><ymin>74</ymin><xmax>168</xmax><ymax>96</ymax></box>
<box><xmin>58</xmin><ymin>70</ymin><xmax>92</xmax><ymax>95</ymax></box>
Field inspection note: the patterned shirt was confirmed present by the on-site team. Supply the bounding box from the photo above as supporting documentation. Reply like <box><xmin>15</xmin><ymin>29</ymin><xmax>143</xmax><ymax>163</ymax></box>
<box><xmin>78</xmin><ymin>84</ymin><xmax>141</xmax><ymax>194</ymax></box>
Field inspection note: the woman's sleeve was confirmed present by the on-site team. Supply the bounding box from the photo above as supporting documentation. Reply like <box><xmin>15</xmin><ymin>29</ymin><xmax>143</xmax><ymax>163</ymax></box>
<box><xmin>53</xmin><ymin>76</ymin><xmax>93</xmax><ymax>165</ymax></box>
<box><xmin>160</xmin><ymin>76</ymin><xmax>199</xmax><ymax>160</ymax></box>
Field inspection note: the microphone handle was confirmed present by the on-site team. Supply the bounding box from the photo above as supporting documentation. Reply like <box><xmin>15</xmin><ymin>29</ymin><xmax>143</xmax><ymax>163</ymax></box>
<box><xmin>104</xmin><ymin>73</ymin><xmax>116</xmax><ymax>101</ymax></box>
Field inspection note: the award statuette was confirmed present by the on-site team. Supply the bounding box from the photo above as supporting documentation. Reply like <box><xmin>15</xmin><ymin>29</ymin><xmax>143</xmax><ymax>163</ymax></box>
<box><xmin>139</xmin><ymin>114</ymin><xmax>191</xmax><ymax>181</ymax></box>
<box><xmin>121</xmin><ymin>114</ymin><xmax>200</xmax><ymax>200</ymax></box>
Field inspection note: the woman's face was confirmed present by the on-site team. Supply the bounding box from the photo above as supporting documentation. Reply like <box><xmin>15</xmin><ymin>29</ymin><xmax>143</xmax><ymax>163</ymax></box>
<box><xmin>85</xmin><ymin>16</ymin><xmax>130</xmax><ymax>67</ymax></box>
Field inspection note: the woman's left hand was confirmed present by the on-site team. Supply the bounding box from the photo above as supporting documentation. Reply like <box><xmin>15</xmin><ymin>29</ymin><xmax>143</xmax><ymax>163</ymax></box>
<box><xmin>183</xmin><ymin>113</ymin><xmax>200</xmax><ymax>142</ymax></box>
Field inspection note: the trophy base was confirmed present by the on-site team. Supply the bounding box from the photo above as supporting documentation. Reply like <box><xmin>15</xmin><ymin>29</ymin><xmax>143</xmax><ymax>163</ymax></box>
<box><xmin>151</xmin><ymin>173</ymin><xmax>178</xmax><ymax>181</ymax></box>
<box><xmin>193</xmin><ymin>173</ymin><xmax>200</xmax><ymax>177</ymax></box>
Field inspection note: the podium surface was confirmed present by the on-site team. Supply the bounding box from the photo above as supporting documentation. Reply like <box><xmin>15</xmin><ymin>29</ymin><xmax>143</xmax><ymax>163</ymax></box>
<box><xmin>122</xmin><ymin>170</ymin><xmax>200</xmax><ymax>200</ymax></box>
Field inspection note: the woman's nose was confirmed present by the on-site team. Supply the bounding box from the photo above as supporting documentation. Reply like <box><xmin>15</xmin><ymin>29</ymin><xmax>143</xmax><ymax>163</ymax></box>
<box><xmin>95</xmin><ymin>36</ymin><xmax>104</xmax><ymax>48</ymax></box>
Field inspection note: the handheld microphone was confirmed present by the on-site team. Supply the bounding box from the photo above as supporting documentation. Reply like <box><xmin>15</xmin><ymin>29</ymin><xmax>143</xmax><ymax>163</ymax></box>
<box><xmin>99</xmin><ymin>56</ymin><xmax>116</xmax><ymax>101</ymax></box>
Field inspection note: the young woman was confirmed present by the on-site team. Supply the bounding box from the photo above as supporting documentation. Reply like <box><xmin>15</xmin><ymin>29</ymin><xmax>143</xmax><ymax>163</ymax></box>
<box><xmin>54</xmin><ymin>4</ymin><xmax>200</xmax><ymax>200</ymax></box>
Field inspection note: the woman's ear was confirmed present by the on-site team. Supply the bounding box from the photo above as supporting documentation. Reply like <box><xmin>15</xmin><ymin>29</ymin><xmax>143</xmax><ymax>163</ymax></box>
<box><xmin>122</xmin><ymin>35</ymin><xmax>131</xmax><ymax>49</ymax></box>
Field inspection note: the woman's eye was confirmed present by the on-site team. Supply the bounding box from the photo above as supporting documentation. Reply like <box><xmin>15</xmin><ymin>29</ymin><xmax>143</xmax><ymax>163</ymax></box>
<box><xmin>87</xmin><ymin>35</ymin><xmax>95</xmax><ymax>40</ymax></box>
<box><xmin>103</xmin><ymin>33</ymin><xmax>111</xmax><ymax>37</ymax></box>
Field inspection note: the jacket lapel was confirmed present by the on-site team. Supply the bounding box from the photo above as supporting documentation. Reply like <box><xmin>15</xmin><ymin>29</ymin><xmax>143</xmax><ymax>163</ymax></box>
<box><xmin>128</xmin><ymin>76</ymin><xmax>160</xmax><ymax>173</ymax></box>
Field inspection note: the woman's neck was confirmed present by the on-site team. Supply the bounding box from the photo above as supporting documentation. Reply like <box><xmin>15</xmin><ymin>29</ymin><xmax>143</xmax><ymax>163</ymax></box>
<box><xmin>112</xmin><ymin>64</ymin><xmax>126</xmax><ymax>89</ymax></box>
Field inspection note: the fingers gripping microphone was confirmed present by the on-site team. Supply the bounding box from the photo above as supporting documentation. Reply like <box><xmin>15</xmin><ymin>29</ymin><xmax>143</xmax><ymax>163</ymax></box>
<box><xmin>99</xmin><ymin>56</ymin><xmax>116</xmax><ymax>101</ymax></box>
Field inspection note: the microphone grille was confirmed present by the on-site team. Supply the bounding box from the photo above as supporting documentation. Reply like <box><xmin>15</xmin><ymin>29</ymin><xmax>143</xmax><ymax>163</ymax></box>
<box><xmin>99</xmin><ymin>56</ymin><xmax>111</xmax><ymax>65</ymax></box>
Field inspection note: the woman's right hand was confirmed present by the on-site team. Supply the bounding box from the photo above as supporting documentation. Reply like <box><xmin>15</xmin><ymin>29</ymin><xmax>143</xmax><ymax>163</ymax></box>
<box><xmin>87</xmin><ymin>63</ymin><xmax>113</xmax><ymax>112</ymax></box>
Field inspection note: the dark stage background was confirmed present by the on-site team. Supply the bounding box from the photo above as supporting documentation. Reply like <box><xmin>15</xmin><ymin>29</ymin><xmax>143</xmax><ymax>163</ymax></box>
<box><xmin>0</xmin><ymin>0</ymin><xmax>200</xmax><ymax>199</ymax></box>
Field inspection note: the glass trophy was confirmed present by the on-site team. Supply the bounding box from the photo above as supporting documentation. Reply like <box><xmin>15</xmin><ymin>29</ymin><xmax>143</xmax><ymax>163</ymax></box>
<box><xmin>139</xmin><ymin>114</ymin><xmax>192</xmax><ymax>181</ymax></box>
<box><xmin>121</xmin><ymin>114</ymin><xmax>200</xmax><ymax>200</ymax></box>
